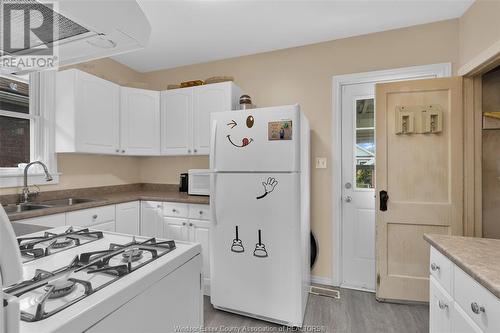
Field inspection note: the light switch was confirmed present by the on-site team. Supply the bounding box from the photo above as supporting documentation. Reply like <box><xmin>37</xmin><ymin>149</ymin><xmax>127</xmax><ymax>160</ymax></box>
<box><xmin>316</xmin><ymin>157</ymin><xmax>327</xmax><ymax>169</ymax></box>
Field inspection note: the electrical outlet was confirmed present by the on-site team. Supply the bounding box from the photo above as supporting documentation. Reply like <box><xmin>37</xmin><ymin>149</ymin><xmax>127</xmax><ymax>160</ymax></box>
<box><xmin>315</xmin><ymin>157</ymin><xmax>327</xmax><ymax>169</ymax></box>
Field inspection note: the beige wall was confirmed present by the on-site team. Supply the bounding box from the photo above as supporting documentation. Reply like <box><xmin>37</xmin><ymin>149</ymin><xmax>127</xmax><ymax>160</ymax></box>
<box><xmin>459</xmin><ymin>0</ymin><xmax>500</xmax><ymax>69</ymax></box>
<box><xmin>140</xmin><ymin>20</ymin><xmax>460</xmax><ymax>278</ymax></box>
<box><xmin>2</xmin><ymin>20</ymin><xmax>460</xmax><ymax>279</ymax></box>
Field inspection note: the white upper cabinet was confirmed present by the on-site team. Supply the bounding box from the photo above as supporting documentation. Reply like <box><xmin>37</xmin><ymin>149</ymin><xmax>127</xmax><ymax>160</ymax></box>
<box><xmin>120</xmin><ymin>87</ymin><xmax>161</xmax><ymax>155</ymax></box>
<box><xmin>161</xmin><ymin>82</ymin><xmax>242</xmax><ymax>156</ymax></box>
<box><xmin>161</xmin><ymin>88</ymin><xmax>193</xmax><ymax>155</ymax></box>
<box><xmin>56</xmin><ymin>69</ymin><xmax>120</xmax><ymax>154</ymax></box>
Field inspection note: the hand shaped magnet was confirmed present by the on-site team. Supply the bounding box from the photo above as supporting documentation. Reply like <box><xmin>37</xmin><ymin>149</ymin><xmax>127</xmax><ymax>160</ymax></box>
<box><xmin>256</xmin><ymin>177</ymin><xmax>278</xmax><ymax>200</ymax></box>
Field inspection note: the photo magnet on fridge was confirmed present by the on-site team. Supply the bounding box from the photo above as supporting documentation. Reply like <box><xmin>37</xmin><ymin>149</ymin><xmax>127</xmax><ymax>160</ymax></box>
<box><xmin>268</xmin><ymin>120</ymin><xmax>292</xmax><ymax>140</ymax></box>
<box><xmin>256</xmin><ymin>177</ymin><xmax>278</xmax><ymax>199</ymax></box>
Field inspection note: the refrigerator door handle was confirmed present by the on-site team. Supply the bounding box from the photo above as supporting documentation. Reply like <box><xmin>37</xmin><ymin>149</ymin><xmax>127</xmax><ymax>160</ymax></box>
<box><xmin>210</xmin><ymin>172</ymin><xmax>217</xmax><ymax>225</ymax></box>
<box><xmin>210</xmin><ymin>120</ymin><xmax>217</xmax><ymax>170</ymax></box>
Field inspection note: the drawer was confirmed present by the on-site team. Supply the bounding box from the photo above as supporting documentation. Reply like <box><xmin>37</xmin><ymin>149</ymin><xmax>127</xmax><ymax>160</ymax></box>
<box><xmin>430</xmin><ymin>276</ymin><xmax>452</xmax><ymax>333</ymax></box>
<box><xmin>16</xmin><ymin>213</ymin><xmax>66</xmax><ymax>227</ymax></box>
<box><xmin>430</xmin><ymin>246</ymin><xmax>453</xmax><ymax>295</ymax></box>
<box><xmin>163</xmin><ymin>202</ymin><xmax>188</xmax><ymax>218</ymax></box>
<box><xmin>188</xmin><ymin>204</ymin><xmax>210</xmax><ymax>220</ymax></box>
<box><xmin>454</xmin><ymin>266</ymin><xmax>500</xmax><ymax>333</ymax></box>
<box><xmin>66</xmin><ymin>205</ymin><xmax>115</xmax><ymax>227</ymax></box>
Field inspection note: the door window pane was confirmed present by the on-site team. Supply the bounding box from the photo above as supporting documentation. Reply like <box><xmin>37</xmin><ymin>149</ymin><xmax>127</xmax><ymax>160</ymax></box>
<box><xmin>356</xmin><ymin>99</ymin><xmax>374</xmax><ymax>128</ymax></box>
<box><xmin>355</xmin><ymin>98</ymin><xmax>375</xmax><ymax>189</ymax></box>
<box><xmin>356</xmin><ymin>159</ymin><xmax>375</xmax><ymax>189</ymax></box>
<box><xmin>0</xmin><ymin>116</ymin><xmax>30</xmax><ymax>167</ymax></box>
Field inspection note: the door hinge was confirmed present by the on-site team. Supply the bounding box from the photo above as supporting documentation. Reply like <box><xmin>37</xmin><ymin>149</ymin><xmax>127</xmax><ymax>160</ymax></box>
<box><xmin>200</xmin><ymin>273</ymin><xmax>202</xmax><ymax>290</ymax></box>
<box><xmin>377</xmin><ymin>274</ymin><xmax>381</xmax><ymax>286</ymax></box>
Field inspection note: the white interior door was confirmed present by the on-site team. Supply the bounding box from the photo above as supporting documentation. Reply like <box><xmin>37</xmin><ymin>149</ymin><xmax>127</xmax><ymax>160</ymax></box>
<box><xmin>341</xmin><ymin>83</ymin><xmax>376</xmax><ymax>291</ymax></box>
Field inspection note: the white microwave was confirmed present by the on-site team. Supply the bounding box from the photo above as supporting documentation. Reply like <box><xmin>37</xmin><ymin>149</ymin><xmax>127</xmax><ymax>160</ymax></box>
<box><xmin>188</xmin><ymin>169</ymin><xmax>210</xmax><ymax>196</ymax></box>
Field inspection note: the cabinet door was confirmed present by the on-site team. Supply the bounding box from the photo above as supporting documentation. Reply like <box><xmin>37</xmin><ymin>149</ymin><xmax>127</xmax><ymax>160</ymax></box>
<box><xmin>430</xmin><ymin>276</ymin><xmax>452</xmax><ymax>333</ymax></box>
<box><xmin>163</xmin><ymin>217</ymin><xmax>189</xmax><ymax>241</ymax></box>
<box><xmin>452</xmin><ymin>303</ymin><xmax>483</xmax><ymax>333</ymax></box>
<box><xmin>115</xmin><ymin>201</ymin><xmax>140</xmax><ymax>235</ymax></box>
<box><xmin>75</xmin><ymin>70</ymin><xmax>120</xmax><ymax>154</ymax></box>
<box><xmin>161</xmin><ymin>88</ymin><xmax>193</xmax><ymax>155</ymax></box>
<box><xmin>92</xmin><ymin>221</ymin><xmax>116</xmax><ymax>232</ymax></box>
<box><xmin>140</xmin><ymin>201</ymin><xmax>162</xmax><ymax>237</ymax></box>
<box><xmin>120</xmin><ymin>87</ymin><xmax>161</xmax><ymax>155</ymax></box>
<box><xmin>193</xmin><ymin>82</ymin><xmax>233</xmax><ymax>155</ymax></box>
<box><xmin>15</xmin><ymin>213</ymin><xmax>66</xmax><ymax>227</ymax></box>
<box><xmin>189</xmin><ymin>219</ymin><xmax>211</xmax><ymax>294</ymax></box>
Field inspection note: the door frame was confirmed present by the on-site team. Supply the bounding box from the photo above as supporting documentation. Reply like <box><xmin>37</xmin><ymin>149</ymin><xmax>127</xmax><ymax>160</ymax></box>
<box><xmin>331</xmin><ymin>63</ymin><xmax>452</xmax><ymax>287</ymax></box>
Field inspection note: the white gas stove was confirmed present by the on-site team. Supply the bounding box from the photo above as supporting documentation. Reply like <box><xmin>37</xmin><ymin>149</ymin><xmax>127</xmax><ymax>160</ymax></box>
<box><xmin>1</xmin><ymin>223</ymin><xmax>203</xmax><ymax>333</ymax></box>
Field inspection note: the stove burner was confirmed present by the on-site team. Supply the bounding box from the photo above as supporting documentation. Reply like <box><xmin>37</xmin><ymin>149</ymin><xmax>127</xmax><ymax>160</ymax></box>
<box><xmin>44</xmin><ymin>279</ymin><xmax>76</xmax><ymax>299</ymax></box>
<box><xmin>122</xmin><ymin>249</ymin><xmax>143</xmax><ymax>262</ymax></box>
<box><xmin>49</xmin><ymin>238</ymin><xmax>74</xmax><ymax>249</ymax></box>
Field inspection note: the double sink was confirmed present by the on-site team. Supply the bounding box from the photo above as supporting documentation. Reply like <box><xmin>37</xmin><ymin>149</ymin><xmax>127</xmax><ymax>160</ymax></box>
<box><xmin>3</xmin><ymin>198</ymin><xmax>98</xmax><ymax>214</ymax></box>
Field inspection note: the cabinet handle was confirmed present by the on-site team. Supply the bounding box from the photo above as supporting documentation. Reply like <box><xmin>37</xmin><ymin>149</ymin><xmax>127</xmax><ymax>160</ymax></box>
<box><xmin>157</xmin><ymin>205</ymin><xmax>162</xmax><ymax>209</ymax></box>
<box><xmin>471</xmin><ymin>302</ymin><xmax>485</xmax><ymax>314</ymax></box>
<box><xmin>438</xmin><ymin>300</ymin><xmax>448</xmax><ymax>310</ymax></box>
<box><xmin>189</xmin><ymin>223</ymin><xmax>193</xmax><ymax>227</ymax></box>
<box><xmin>182</xmin><ymin>222</ymin><xmax>186</xmax><ymax>226</ymax></box>
<box><xmin>115</xmin><ymin>149</ymin><xmax>119</xmax><ymax>153</ymax></box>
<box><xmin>430</xmin><ymin>263</ymin><xmax>440</xmax><ymax>271</ymax></box>
<box><xmin>194</xmin><ymin>149</ymin><xmax>197</xmax><ymax>153</ymax></box>
<box><xmin>92</xmin><ymin>214</ymin><xmax>98</xmax><ymax>219</ymax></box>
<box><xmin>188</xmin><ymin>149</ymin><xmax>191</xmax><ymax>153</ymax></box>
<box><xmin>199</xmin><ymin>211</ymin><xmax>203</xmax><ymax>215</ymax></box>
<box><xmin>121</xmin><ymin>150</ymin><xmax>125</xmax><ymax>153</ymax></box>
<box><xmin>172</xmin><ymin>209</ymin><xmax>177</xmax><ymax>213</ymax></box>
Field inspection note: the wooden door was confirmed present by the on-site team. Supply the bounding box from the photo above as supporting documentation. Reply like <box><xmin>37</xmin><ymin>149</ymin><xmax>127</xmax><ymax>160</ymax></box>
<box><xmin>193</xmin><ymin>82</ymin><xmax>232</xmax><ymax>155</ymax></box>
<box><xmin>75</xmin><ymin>70</ymin><xmax>120</xmax><ymax>154</ymax></box>
<box><xmin>120</xmin><ymin>87</ymin><xmax>160</xmax><ymax>155</ymax></box>
<box><xmin>161</xmin><ymin>88</ymin><xmax>193</xmax><ymax>155</ymax></box>
<box><xmin>375</xmin><ymin>77</ymin><xmax>463</xmax><ymax>302</ymax></box>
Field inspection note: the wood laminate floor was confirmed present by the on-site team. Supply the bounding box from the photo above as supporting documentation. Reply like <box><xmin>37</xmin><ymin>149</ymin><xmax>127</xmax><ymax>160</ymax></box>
<box><xmin>203</xmin><ymin>288</ymin><xmax>429</xmax><ymax>333</ymax></box>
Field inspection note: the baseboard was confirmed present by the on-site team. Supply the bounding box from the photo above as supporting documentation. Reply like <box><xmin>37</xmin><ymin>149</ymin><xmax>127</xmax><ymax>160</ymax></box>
<box><xmin>311</xmin><ymin>275</ymin><xmax>335</xmax><ymax>286</ymax></box>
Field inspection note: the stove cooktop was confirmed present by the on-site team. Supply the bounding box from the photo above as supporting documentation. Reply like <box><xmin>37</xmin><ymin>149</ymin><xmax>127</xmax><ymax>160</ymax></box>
<box><xmin>5</xmin><ymin>229</ymin><xmax>177</xmax><ymax>322</ymax></box>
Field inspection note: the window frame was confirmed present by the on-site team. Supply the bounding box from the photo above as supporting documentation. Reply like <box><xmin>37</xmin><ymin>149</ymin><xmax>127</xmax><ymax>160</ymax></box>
<box><xmin>0</xmin><ymin>71</ymin><xmax>59</xmax><ymax>188</ymax></box>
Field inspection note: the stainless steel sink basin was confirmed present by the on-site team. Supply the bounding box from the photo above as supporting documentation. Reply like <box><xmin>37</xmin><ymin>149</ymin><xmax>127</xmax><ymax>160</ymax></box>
<box><xmin>3</xmin><ymin>203</ymin><xmax>53</xmax><ymax>214</ymax></box>
<box><xmin>39</xmin><ymin>198</ymin><xmax>98</xmax><ymax>207</ymax></box>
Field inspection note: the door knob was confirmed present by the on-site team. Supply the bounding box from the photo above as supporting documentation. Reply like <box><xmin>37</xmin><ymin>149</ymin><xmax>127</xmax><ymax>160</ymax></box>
<box><xmin>345</xmin><ymin>196</ymin><xmax>352</xmax><ymax>203</ymax></box>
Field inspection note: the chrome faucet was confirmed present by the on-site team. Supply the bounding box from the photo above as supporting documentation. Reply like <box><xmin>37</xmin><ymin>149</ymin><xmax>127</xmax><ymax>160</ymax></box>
<box><xmin>21</xmin><ymin>161</ymin><xmax>53</xmax><ymax>204</ymax></box>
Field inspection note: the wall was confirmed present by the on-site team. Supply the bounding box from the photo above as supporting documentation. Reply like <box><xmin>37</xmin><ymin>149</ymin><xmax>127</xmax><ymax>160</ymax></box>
<box><xmin>459</xmin><ymin>0</ymin><xmax>500</xmax><ymax>69</ymax></box>
<box><xmin>140</xmin><ymin>20</ymin><xmax>460</xmax><ymax>279</ymax></box>
<box><xmin>482</xmin><ymin>66</ymin><xmax>500</xmax><ymax>239</ymax></box>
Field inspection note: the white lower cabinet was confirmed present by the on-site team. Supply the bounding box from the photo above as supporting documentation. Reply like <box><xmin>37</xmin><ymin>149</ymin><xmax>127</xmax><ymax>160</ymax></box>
<box><xmin>163</xmin><ymin>203</ymin><xmax>211</xmax><ymax>295</ymax></box>
<box><xmin>140</xmin><ymin>201</ymin><xmax>163</xmax><ymax>237</ymax></box>
<box><xmin>115</xmin><ymin>201</ymin><xmax>140</xmax><ymax>235</ymax></box>
<box><xmin>15</xmin><ymin>213</ymin><xmax>66</xmax><ymax>227</ymax></box>
<box><xmin>429</xmin><ymin>246</ymin><xmax>500</xmax><ymax>333</ymax></box>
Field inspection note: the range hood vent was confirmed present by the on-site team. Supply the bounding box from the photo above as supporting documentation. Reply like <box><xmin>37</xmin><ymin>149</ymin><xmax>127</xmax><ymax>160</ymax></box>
<box><xmin>3</xmin><ymin>0</ymin><xmax>91</xmax><ymax>55</ymax></box>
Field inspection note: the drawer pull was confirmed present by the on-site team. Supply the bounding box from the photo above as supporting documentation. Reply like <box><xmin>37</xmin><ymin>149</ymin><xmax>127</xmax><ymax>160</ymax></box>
<box><xmin>471</xmin><ymin>302</ymin><xmax>485</xmax><ymax>314</ymax></box>
<box><xmin>430</xmin><ymin>263</ymin><xmax>440</xmax><ymax>271</ymax></box>
<box><xmin>189</xmin><ymin>223</ymin><xmax>193</xmax><ymax>227</ymax></box>
<box><xmin>172</xmin><ymin>209</ymin><xmax>177</xmax><ymax>213</ymax></box>
<box><xmin>182</xmin><ymin>222</ymin><xmax>186</xmax><ymax>226</ymax></box>
<box><xmin>438</xmin><ymin>300</ymin><xmax>448</xmax><ymax>310</ymax></box>
<box><xmin>92</xmin><ymin>214</ymin><xmax>98</xmax><ymax>219</ymax></box>
<box><xmin>199</xmin><ymin>211</ymin><xmax>203</xmax><ymax>215</ymax></box>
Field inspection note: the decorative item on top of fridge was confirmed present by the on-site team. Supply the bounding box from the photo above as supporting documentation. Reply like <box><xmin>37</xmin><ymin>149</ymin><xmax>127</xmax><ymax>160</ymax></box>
<box><xmin>239</xmin><ymin>94</ymin><xmax>255</xmax><ymax>110</ymax></box>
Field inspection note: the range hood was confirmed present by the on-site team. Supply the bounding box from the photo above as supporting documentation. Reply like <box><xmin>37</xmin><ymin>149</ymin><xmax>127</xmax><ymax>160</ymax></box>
<box><xmin>0</xmin><ymin>0</ymin><xmax>151</xmax><ymax>74</ymax></box>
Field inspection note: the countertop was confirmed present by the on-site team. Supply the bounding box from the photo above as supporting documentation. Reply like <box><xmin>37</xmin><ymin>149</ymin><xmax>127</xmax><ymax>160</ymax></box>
<box><xmin>424</xmin><ymin>234</ymin><xmax>500</xmax><ymax>299</ymax></box>
<box><xmin>5</xmin><ymin>184</ymin><xmax>209</xmax><ymax>222</ymax></box>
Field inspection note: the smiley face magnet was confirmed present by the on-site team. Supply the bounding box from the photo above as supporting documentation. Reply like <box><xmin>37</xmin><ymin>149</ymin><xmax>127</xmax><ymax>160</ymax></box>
<box><xmin>226</xmin><ymin>115</ymin><xmax>255</xmax><ymax>148</ymax></box>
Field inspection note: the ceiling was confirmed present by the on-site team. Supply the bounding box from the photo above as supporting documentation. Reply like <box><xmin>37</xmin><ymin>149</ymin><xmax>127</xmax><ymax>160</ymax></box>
<box><xmin>113</xmin><ymin>0</ymin><xmax>474</xmax><ymax>73</ymax></box>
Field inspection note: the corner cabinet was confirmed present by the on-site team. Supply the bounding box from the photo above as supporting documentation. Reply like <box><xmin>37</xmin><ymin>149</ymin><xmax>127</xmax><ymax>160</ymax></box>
<box><xmin>161</xmin><ymin>82</ymin><xmax>242</xmax><ymax>156</ymax></box>
<box><xmin>55</xmin><ymin>69</ymin><xmax>120</xmax><ymax>154</ymax></box>
<box><xmin>120</xmin><ymin>87</ymin><xmax>161</xmax><ymax>155</ymax></box>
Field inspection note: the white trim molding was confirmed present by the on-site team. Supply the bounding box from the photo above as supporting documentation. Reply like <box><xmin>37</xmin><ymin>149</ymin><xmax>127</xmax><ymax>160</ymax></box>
<box><xmin>458</xmin><ymin>40</ymin><xmax>500</xmax><ymax>76</ymax></box>
<box><xmin>331</xmin><ymin>63</ymin><xmax>452</xmax><ymax>288</ymax></box>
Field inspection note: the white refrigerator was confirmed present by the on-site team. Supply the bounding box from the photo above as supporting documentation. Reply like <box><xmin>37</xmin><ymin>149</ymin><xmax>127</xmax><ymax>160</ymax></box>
<box><xmin>209</xmin><ymin>104</ymin><xmax>310</xmax><ymax>327</ymax></box>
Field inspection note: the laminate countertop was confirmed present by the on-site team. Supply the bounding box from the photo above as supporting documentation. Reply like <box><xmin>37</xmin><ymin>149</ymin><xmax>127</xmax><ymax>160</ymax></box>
<box><xmin>424</xmin><ymin>234</ymin><xmax>500</xmax><ymax>299</ymax></box>
<box><xmin>4</xmin><ymin>184</ymin><xmax>209</xmax><ymax>222</ymax></box>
